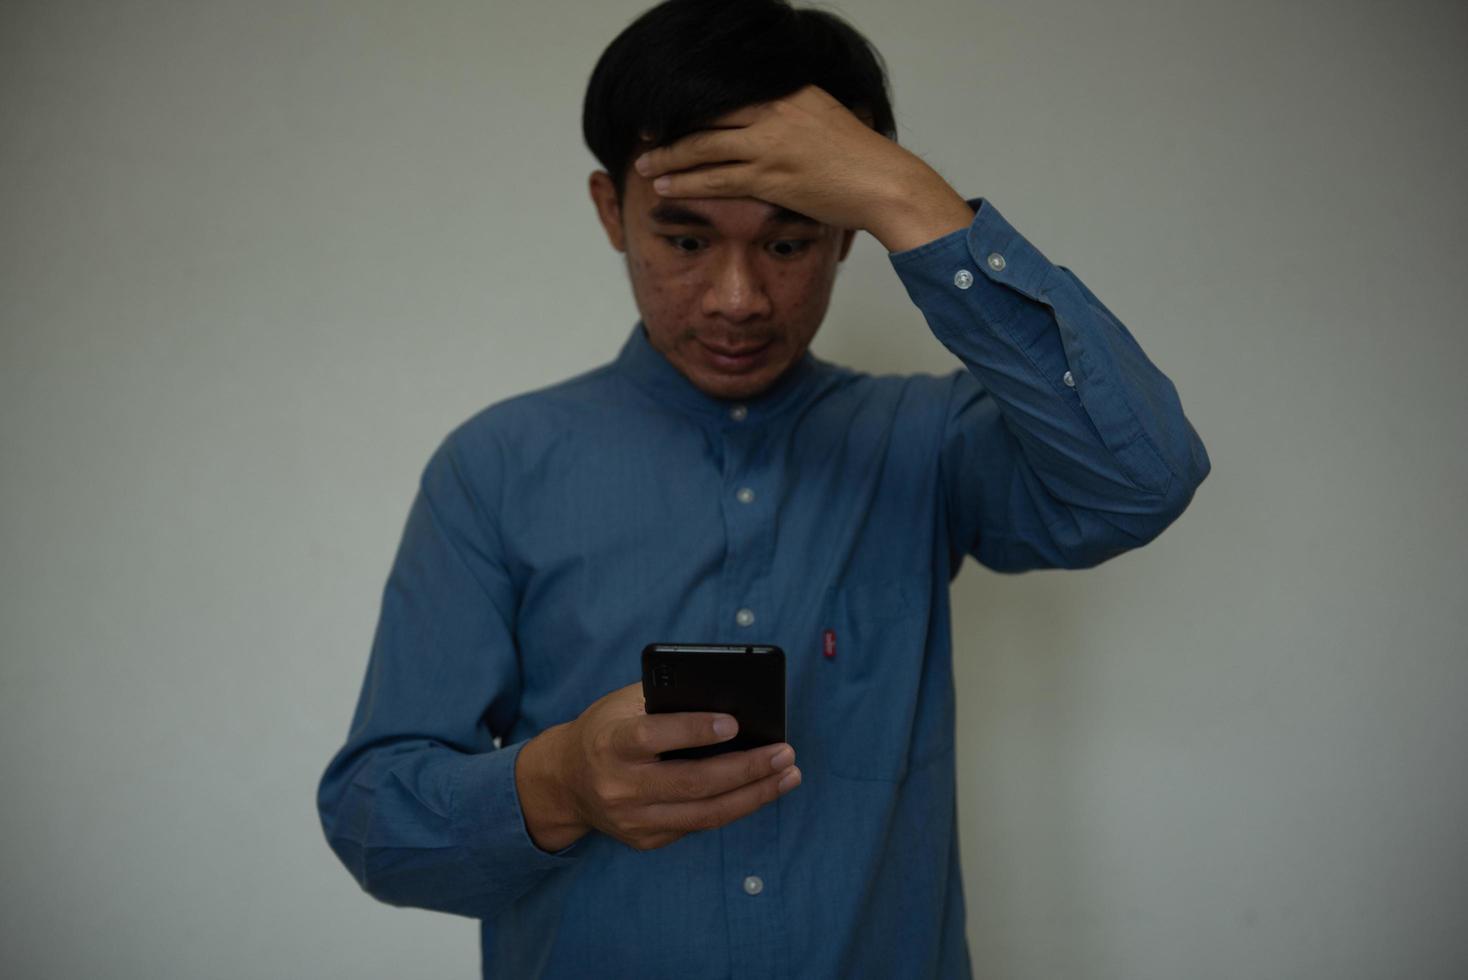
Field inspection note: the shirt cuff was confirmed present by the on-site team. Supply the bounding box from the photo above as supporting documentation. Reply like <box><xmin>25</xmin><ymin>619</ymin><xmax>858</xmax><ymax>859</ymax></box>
<box><xmin>887</xmin><ymin>197</ymin><xmax>1080</xmax><ymax>399</ymax></box>
<box><xmin>888</xmin><ymin>196</ymin><xmax>1058</xmax><ymax>327</ymax></box>
<box><xmin>454</xmin><ymin>738</ymin><xmax>586</xmax><ymax>880</ymax></box>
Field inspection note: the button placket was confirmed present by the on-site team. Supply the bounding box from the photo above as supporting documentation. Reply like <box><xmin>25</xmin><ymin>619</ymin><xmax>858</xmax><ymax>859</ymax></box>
<box><xmin>719</xmin><ymin>422</ymin><xmax>771</xmax><ymax>642</ymax></box>
<box><xmin>709</xmin><ymin>417</ymin><xmax>784</xmax><ymax>979</ymax></box>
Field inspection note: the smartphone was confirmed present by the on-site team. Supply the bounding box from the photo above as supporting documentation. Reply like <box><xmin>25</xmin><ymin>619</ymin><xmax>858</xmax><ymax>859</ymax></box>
<box><xmin>641</xmin><ymin>643</ymin><xmax>786</xmax><ymax>761</ymax></box>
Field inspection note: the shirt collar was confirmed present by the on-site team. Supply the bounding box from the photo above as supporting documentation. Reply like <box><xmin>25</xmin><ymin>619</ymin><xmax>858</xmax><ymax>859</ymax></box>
<box><xmin>614</xmin><ymin>321</ymin><xmax>826</xmax><ymax>426</ymax></box>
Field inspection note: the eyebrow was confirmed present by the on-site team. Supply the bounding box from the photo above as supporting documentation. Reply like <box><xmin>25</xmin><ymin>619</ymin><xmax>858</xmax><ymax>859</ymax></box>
<box><xmin>647</xmin><ymin>203</ymin><xmax>820</xmax><ymax>228</ymax></box>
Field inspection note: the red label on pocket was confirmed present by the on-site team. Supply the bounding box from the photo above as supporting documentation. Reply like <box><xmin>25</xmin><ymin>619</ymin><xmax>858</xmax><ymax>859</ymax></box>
<box><xmin>822</xmin><ymin>628</ymin><xmax>837</xmax><ymax>659</ymax></box>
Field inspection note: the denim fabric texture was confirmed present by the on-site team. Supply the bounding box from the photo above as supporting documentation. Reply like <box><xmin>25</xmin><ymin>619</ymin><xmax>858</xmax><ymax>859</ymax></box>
<box><xmin>318</xmin><ymin>198</ymin><xmax>1211</xmax><ymax>979</ymax></box>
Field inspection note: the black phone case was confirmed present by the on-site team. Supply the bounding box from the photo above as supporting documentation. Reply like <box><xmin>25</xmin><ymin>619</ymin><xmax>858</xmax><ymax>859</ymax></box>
<box><xmin>641</xmin><ymin>643</ymin><xmax>786</xmax><ymax>761</ymax></box>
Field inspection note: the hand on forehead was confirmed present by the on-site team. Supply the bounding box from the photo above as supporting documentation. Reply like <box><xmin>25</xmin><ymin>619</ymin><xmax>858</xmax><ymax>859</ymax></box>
<box><xmin>628</xmin><ymin>85</ymin><xmax>905</xmax><ymax>235</ymax></box>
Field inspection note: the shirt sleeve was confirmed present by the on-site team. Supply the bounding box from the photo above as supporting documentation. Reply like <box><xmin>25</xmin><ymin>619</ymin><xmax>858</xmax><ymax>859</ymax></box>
<box><xmin>888</xmin><ymin>197</ymin><xmax>1212</xmax><ymax>573</ymax></box>
<box><xmin>316</xmin><ymin>430</ymin><xmax>584</xmax><ymax>920</ymax></box>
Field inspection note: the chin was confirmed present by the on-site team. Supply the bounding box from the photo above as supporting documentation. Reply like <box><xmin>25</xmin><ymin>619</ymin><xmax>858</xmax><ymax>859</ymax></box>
<box><xmin>693</xmin><ymin>368</ymin><xmax>777</xmax><ymax>401</ymax></box>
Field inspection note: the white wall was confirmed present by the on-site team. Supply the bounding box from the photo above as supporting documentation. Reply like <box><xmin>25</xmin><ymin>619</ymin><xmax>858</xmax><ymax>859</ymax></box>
<box><xmin>2</xmin><ymin>1</ymin><xmax>1464</xmax><ymax>977</ymax></box>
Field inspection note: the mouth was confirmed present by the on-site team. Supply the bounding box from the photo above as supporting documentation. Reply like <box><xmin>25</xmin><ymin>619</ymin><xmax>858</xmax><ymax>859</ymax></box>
<box><xmin>697</xmin><ymin>338</ymin><xmax>773</xmax><ymax>373</ymax></box>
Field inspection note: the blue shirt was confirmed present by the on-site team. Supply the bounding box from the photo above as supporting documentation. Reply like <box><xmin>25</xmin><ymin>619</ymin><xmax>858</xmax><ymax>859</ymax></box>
<box><xmin>317</xmin><ymin>197</ymin><xmax>1210</xmax><ymax>978</ymax></box>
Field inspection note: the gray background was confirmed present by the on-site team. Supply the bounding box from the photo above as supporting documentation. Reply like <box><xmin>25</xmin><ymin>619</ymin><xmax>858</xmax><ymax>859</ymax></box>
<box><xmin>2</xmin><ymin>0</ymin><xmax>1465</xmax><ymax>977</ymax></box>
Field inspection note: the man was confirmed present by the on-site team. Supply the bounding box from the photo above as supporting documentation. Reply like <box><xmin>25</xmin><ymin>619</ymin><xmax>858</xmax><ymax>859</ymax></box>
<box><xmin>317</xmin><ymin>1</ymin><xmax>1211</xmax><ymax>977</ymax></box>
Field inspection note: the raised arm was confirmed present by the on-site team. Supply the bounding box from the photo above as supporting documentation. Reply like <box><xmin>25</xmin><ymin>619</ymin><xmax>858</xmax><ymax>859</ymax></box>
<box><xmin>632</xmin><ymin>85</ymin><xmax>1209</xmax><ymax>572</ymax></box>
<box><xmin>891</xmin><ymin>199</ymin><xmax>1211</xmax><ymax>572</ymax></box>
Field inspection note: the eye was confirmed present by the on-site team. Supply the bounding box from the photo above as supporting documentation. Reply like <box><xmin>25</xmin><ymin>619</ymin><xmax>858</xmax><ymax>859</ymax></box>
<box><xmin>662</xmin><ymin>235</ymin><xmax>706</xmax><ymax>254</ymax></box>
<box><xmin>768</xmin><ymin>239</ymin><xmax>813</xmax><ymax>258</ymax></box>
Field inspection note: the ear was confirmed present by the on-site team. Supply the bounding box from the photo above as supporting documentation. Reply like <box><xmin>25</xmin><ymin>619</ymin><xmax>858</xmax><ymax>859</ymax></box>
<box><xmin>589</xmin><ymin>171</ymin><xmax>627</xmax><ymax>253</ymax></box>
<box><xmin>837</xmin><ymin>228</ymin><xmax>856</xmax><ymax>262</ymax></box>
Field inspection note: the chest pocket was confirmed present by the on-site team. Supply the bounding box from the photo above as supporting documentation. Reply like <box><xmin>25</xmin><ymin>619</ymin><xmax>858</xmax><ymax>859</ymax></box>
<box><xmin>806</xmin><ymin>579</ymin><xmax>943</xmax><ymax>782</ymax></box>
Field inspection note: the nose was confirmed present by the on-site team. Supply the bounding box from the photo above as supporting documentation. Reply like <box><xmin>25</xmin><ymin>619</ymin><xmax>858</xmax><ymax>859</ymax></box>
<box><xmin>701</xmin><ymin>249</ymin><xmax>772</xmax><ymax>323</ymax></box>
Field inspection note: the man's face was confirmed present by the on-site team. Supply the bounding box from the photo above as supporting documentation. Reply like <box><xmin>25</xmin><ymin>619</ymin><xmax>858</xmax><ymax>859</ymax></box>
<box><xmin>589</xmin><ymin>160</ymin><xmax>855</xmax><ymax>401</ymax></box>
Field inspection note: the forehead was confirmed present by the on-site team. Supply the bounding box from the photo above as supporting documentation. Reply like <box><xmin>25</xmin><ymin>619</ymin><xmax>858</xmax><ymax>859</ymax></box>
<box><xmin>647</xmin><ymin>197</ymin><xmax>814</xmax><ymax>224</ymax></box>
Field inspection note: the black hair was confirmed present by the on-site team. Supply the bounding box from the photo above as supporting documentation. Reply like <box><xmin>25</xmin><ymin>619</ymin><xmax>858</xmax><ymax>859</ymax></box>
<box><xmin>583</xmin><ymin>0</ymin><xmax>897</xmax><ymax>198</ymax></box>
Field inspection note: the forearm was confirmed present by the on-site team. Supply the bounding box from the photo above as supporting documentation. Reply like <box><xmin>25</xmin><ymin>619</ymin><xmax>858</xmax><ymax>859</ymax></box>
<box><xmin>894</xmin><ymin>198</ymin><xmax>1211</xmax><ymax>568</ymax></box>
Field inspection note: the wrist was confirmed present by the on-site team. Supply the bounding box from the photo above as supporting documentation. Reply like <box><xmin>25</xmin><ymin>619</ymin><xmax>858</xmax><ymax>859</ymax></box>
<box><xmin>514</xmin><ymin>722</ymin><xmax>589</xmax><ymax>853</ymax></box>
<box><xmin>867</xmin><ymin>165</ymin><xmax>975</xmax><ymax>253</ymax></box>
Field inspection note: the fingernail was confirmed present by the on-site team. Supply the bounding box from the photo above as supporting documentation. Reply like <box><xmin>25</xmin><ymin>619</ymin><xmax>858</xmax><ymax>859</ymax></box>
<box><xmin>777</xmin><ymin>767</ymin><xmax>801</xmax><ymax>793</ymax></box>
<box><xmin>653</xmin><ymin>176</ymin><xmax>670</xmax><ymax>193</ymax></box>
<box><xmin>634</xmin><ymin>154</ymin><xmax>650</xmax><ymax>175</ymax></box>
<box><xmin>713</xmin><ymin>716</ymin><xmax>737</xmax><ymax>738</ymax></box>
<box><xmin>768</xmin><ymin>746</ymin><xmax>794</xmax><ymax>770</ymax></box>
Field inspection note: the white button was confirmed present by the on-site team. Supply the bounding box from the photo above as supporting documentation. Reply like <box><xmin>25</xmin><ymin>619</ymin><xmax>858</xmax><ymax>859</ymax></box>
<box><xmin>736</xmin><ymin>487</ymin><xmax>755</xmax><ymax>504</ymax></box>
<box><xmin>743</xmin><ymin>875</ymin><xmax>764</xmax><ymax>896</ymax></box>
<box><xmin>987</xmin><ymin>252</ymin><xmax>1006</xmax><ymax>271</ymax></box>
<box><xmin>952</xmin><ymin>269</ymin><xmax>973</xmax><ymax>289</ymax></box>
<box><xmin>729</xmin><ymin>405</ymin><xmax>748</xmax><ymax>421</ymax></box>
<box><xmin>1063</xmin><ymin>370</ymin><xmax>1075</xmax><ymax>388</ymax></box>
<box><xmin>735</xmin><ymin>608</ymin><xmax>755</xmax><ymax>627</ymax></box>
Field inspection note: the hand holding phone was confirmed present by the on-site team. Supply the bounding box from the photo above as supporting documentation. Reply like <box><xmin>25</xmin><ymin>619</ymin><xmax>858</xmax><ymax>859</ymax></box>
<box><xmin>641</xmin><ymin>643</ymin><xmax>786</xmax><ymax>760</ymax></box>
<box><xmin>519</xmin><ymin>674</ymin><xmax>800</xmax><ymax>855</ymax></box>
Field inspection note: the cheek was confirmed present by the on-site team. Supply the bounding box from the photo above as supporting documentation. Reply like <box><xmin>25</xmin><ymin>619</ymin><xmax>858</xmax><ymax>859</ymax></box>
<box><xmin>630</xmin><ymin>254</ymin><xmax>700</xmax><ymax>318</ymax></box>
<box><xmin>772</xmin><ymin>262</ymin><xmax>839</xmax><ymax>321</ymax></box>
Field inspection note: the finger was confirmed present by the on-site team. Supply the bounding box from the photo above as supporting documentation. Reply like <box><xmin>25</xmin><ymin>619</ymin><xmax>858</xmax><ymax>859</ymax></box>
<box><xmin>705</xmin><ymin>104</ymin><xmax>764</xmax><ymax>129</ymax></box>
<box><xmin>610</xmin><ymin>709</ymin><xmax>739</xmax><ymax>762</ymax></box>
<box><xmin>650</xmin><ymin>163</ymin><xmax>759</xmax><ymax>199</ymax></box>
<box><xmin>635</xmin><ymin>129</ymin><xmax>750</xmax><ymax>179</ymax></box>
<box><xmin>646</xmin><ymin>764</ymin><xmax>802</xmax><ymax>834</ymax></box>
<box><xmin>644</xmin><ymin>742</ymin><xmax>796</xmax><ymax>803</ymax></box>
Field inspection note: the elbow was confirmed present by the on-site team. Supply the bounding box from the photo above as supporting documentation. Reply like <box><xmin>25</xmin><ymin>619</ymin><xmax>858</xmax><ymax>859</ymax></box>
<box><xmin>1156</xmin><ymin>433</ymin><xmax>1211</xmax><ymax>527</ymax></box>
<box><xmin>317</xmin><ymin>771</ymin><xmax>376</xmax><ymax>898</ymax></box>
<box><xmin>316</xmin><ymin>760</ymin><xmax>517</xmax><ymax>921</ymax></box>
<box><xmin>979</xmin><ymin>439</ymin><xmax>1211</xmax><ymax>573</ymax></box>
<box><xmin>1121</xmin><ymin>427</ymin><xmax>1211</xmax><ymax>541</ymax></box>
<box><xmin>320</xmin><ymin>824</ymin><xmax>504</xmax><ymax>920</ymax></box>
<box><xmin>1052</xmin><ymin>460</ymin><xmax>1210</xmax><ymax>570</ymax></box>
